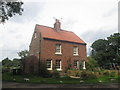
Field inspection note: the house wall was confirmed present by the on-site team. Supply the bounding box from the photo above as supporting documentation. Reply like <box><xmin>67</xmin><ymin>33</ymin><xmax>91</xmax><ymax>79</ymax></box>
<box><xmin>29</xmin><ymin>31</ymin><xmax>41</xmax><ymax>58</ymax></box>
<box><xmin>23</xmin><ymin>55</ymin><xmax>39</xmax><ymax>74</ymax></box>
<box><xmin>26</xmin><ymin>30</ymin><xmax>86</xmax><ymax>74</ymax></box>
<box><xmin>40</xmin><ymin>39</ymin><xmax>87</xmax><ymax>72</ymax></box>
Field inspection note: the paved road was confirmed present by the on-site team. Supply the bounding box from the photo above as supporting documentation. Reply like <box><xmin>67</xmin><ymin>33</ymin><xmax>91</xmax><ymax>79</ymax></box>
<box><xmin>2</xmin><ymin>81</ymin><xmax>120</xmax><ymax>88</ymax></box>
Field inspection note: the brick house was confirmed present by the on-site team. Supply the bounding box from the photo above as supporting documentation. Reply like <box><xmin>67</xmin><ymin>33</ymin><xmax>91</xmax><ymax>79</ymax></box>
<box><xmin>23</xmin><ymin>19</ymin><xmax>87</xmax><ymax>74</ymax></box>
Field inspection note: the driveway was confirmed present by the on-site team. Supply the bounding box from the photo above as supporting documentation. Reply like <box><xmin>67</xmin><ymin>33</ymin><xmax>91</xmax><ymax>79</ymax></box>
<box><xmin>2</xmin><ymin>81</ymin><xmax>120</xmax><ymax>88</ymax></box>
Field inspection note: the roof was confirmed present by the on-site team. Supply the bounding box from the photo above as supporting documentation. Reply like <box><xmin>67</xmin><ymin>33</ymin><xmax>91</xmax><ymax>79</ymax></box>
<box><xmin>35</xmin><ymin>24</ymin><xmax>86</xmax><ymax>44</ymax></box>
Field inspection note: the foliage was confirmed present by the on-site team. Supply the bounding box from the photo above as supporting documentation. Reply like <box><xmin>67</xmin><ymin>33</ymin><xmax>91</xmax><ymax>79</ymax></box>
<box><xmin>39</xmin><ymin>61</ymin><xmax>52</xmax><ymax>78</ymax></box>
<box><xmin>67</xmin><ymin>69</ymin><xmax>119</xmax><ymax>80</ymax></box>
<box><xmin>1</xmin><ymin>57</ymin><xmax>21</xmax><ymax>73</ymax></box>
<box><xmin>91</xmin><ymin>33</ymin><xmax>120</xmax><ymax>69</ymax></box>
<box><xmin>12</xmin><ymin>58</ymin><xmax>21</xmax><ymax>67</ymax></box>
<box><xmin>2</xmin><ymin>70</ymin><xmax>119</xmax><ymax>84</ymax></box>
<box><xmin>2</xmin><ymin>57</ymin><xmax>21</xmax><ymax>67</ymax></box>
<box><xmin>86</xmin><ymin>57</ymin><xmax>98</xmax><ymax>70</ymax></box>
<box><xmin>2</xmin><ymin>67</ymin><xmax>11</xmax><ymax>73</ymax></box>
<box><xmin>52</xmin><ymin>70</ymin><xmax>60</xmax><ymax>78</ymax></box>
<box><xmin>2</xmin><ymin>57</ymin><xmax>12</xmax><ymax>67</ymax></box>
<box><xmin>64</xmin><ymin>60</ymin><xmax>72</xmax><ymax>73</ymax></box>
<box><xmin>0</xmin><ymin>0</ymin><xmax>23</xmax><ymax>23</ymax></box>
<box><xmin>18</xmin><ymin>50</ymin><xmax>29</xmax><ymax>59</ymax></box>
<box><xmin>80</xmin><ymin>70</ymin><xmax>97</xmax><ymax>79</ymax></box>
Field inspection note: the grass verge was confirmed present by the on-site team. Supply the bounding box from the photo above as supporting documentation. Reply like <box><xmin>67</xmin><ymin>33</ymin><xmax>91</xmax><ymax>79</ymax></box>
<box><xmin>2</xmin><ymin>72</ymin><xmax>120</xmax><ymax>84</ymax></box>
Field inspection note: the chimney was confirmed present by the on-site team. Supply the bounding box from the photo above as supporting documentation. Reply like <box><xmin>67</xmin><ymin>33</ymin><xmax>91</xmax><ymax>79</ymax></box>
<box><xmin>54</xmin><ymin>19</ymin><xmax>61</xmax><ymax>32</ymax></box>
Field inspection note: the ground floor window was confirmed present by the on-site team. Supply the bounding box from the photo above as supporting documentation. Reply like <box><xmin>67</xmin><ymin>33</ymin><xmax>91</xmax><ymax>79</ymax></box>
<box><xmin>56</xmin><ymin>60</ymin><xmax>62</xmax><ymax>70</ymax></box>
<box><xmin>46</xmin><ymin>59</ymin><xmax>52</xmax><ymax>70</ymax></box>
<box><xmin>74</xmin><ymin>60</ymin><xmax>79</xmax><ymax>69</ymax></box>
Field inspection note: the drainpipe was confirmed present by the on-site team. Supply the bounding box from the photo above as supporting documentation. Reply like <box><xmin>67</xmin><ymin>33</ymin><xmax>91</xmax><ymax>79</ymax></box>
<box><xmin>38</xmin><ymin>32</ymin><xmax>42</xmax><ymax>75</ymax></box>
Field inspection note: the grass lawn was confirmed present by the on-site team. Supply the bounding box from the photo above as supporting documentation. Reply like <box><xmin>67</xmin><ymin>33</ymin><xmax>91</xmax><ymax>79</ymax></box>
<box><xmin>2</xmin><ymin>72</ymin><xmax>120</xmax><ymax>84</ymax></box>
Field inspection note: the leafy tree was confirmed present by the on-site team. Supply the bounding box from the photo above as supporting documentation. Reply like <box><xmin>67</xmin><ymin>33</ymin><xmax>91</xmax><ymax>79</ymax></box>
<box><xmin>0</xmin><ymin>0</ymin><xmax>23</xmax><ymax>23</ymax></box>
<box><xmin>2</xmin><ymin>57</ymin><xmax>12</xmax><ymax>67</ymax></box>
<box><xmin>18</xmin><ymin>50</ymin><xmax>28</xmax><ymax>58</ymax></box>
<box><xmin>107</xmin><ymin>33</ymin><xmax>120</xmax><ymax>64</ymax></box>
<box><xmin>91</xmin><ymin>33</ymin><xmax>120</xmax><ymax>69</ymax></box>
<box><xmin>12</xmin><ymin>58</ymin><xmax>21</xmax><ymax>67</ymax></box>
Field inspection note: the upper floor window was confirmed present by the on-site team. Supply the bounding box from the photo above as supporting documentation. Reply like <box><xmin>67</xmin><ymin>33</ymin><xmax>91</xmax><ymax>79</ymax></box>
<box><xmin>55</xmin><ymin>44</ymin><xmax>62</xmax><ymax>54</ymax></box>
<box><xmin>73</xmin><ymin>46</ymin><xmax>78</xmax><ymax>55</ymax></box>
<box><xmin>46</xmin><ymin>59</ymin><xmax>52</xmax><ymax>70</ymax></box>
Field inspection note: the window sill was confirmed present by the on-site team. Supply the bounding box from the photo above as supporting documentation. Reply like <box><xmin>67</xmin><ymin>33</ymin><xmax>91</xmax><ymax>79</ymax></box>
<box><xmin>47</xmin><ymin>68</ymin><xmax>52</xmax><ymax>70</ymax></box>
<box><xmin>73</xmin><ymin>54</ymin><xmax>79</xmax><ymax>56</ymax></box>
<box><xmin>55</xmin><ymin>52</ymin><xmax>62</xmax><ymax>55</ymax></box>
<box><xmin>56</xmin><ymin>69</ymin><xmax>62</xmax><ymax>71</ymax></box>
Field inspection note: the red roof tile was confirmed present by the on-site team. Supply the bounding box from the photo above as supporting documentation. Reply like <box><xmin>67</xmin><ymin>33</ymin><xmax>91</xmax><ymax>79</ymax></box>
<box><xmin>36</xmin><ymin>24</ymin><xmax>86</xmax><ymax>44</ymax></box>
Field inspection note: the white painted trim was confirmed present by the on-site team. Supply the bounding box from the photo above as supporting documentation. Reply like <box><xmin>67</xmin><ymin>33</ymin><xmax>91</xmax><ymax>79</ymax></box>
<box><xmin>56</xmin><ymin>69</ymin><xmax>62</xmax><ymax>71</ymax></box>
<box><xmin>73</xmin><ymin>54</ymin><xmax>79</xmax><ymax>56</ymax></box>
<box><xmin>56</xmin><ymin>60</ymin><xmax>62</xmax><ymax>71</ymax></box>
<box><xmin>55</xmin><ymin>44</ymin><xmax>62</xmax><ymax>54</ymax></box>
<box><xmin>73</xmin><ymin>46</ymin><xmax>79</xmax><ymax>56</ymax></box>
<box><xmin>55</xmin><ymin>52</ymin><xmax>62</xmax><ymax>55</ymax></box>
<box><xmin>46</xmin><ymin>60</ymin><xmax>52</xmax><ymax>70</ymax></box>
<box><xmin>83</xmin><ymin>61</ymin><xmax>86</xmax><ymax>70</ymax></box>
<box><xmin>77</xmin><ymin>60</ymin><xmax>79</xmax><ymax>68</ymax></box>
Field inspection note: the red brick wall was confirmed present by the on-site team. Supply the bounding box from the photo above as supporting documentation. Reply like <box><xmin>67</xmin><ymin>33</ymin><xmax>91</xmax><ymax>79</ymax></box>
<box><xmin>23</xmin><ymin>55</ymin><xmax>39</xmax><ymax>74</ymax></box>
<box><xmin>40</xmin><ymin>39</ymin><xmax>86</xmax><ymax>72</ymax></box>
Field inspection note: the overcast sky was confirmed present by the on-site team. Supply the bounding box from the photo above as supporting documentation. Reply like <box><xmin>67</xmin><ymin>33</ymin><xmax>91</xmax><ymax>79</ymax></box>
<box><xmin>0</xmin><ymin>0</ymin><xmax>119</xmax><ymax>60</ymax></box>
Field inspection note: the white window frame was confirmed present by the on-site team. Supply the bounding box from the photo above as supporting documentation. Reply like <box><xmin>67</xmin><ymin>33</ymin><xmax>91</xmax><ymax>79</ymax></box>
<box><xmin>46</xmin><ymin>60</ymin><xmax>52</xmax><ymax>70</ymax></box>
<box><xmin>74</xmin><ymin>60</ymin><xmax>79</xmax><ymax>69</ymax></box>
<box><xmin>73</xmin><ymin>46</ymin><xmax>79</xmax><ymax>56</ymax></box>
<box><xmin>55</xmin><ymin>44</ymin><xmax>62</xmax><ymax>54</ymax></box>
<box><xmin>56</xmin><ymin>60</ymin><xmax>62</xmax><ymax>71</ymax></box>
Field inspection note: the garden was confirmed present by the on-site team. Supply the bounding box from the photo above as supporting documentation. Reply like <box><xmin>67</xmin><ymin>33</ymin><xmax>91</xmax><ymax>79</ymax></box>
<box><xmin>2</xmin><ymin>66</ymin><xmax>120</xmax><ymax>84</ymax></box>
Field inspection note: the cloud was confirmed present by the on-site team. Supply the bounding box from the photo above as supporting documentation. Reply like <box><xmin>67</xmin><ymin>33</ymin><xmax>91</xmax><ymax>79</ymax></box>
<box><xmin>0</xmin><ymin>0</ymin><xmax>119</xmax><ymax>60</ymax></box>
<box><xmin>9</xmin><ymin>2</ymin><xmax>46</xmax><ymax>23</ymax></box>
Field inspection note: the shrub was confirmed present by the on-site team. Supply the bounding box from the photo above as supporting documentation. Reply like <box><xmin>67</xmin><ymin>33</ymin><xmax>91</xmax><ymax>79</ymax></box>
<box><xmin>80</xmin><ymin>70</ymin><xmax>97</xmax><ymax>79</ymax></box>
<box><xmin>103</xmin><ymin>70</ymin><xmax>110</xmax><ymax>76</ymax></box>
<box><xmin>75</xmin><ymin>71</ymin><xmax>80</xmax><ymax>77</ymax></box>
<box><xmin>2</xmin><ymin>67</ymin><xmax>11</xmax><ymax>73</ymax></box>
<box><xmin>39</xmin><ymin>61</ymin><xmax>52</xmax><ymax>78</ymax></box>
<box><xmin>86</xmin><ymin>57</ymin><xmax>98</xmax><ymax>71</ymax></box>
<box><xmin>67</xmin><ymin>70</ymin><xmax>80</xmax><ymax>77</ymax></box>
<box><xmin>52</xmin><ymin>70</ymin><xmax>60</xmax><ymax>78</ymax></box>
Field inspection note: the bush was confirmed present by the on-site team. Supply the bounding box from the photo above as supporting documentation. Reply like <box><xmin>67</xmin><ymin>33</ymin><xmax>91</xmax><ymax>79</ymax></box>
<box><xmin>2</xmin><ymin>67</ymin><xmax>11</xmax><ymax>73</ymax></box>
<box><xmin>103</xmin><ymin>70</ymin><xmax>110</xmax><ymax>76</ymax></box>
<box><xmin>67</xmin><ymin>70</ymin><xmax>80</xmax><ymax>77</ymax></box>
<box><xmin>39</xmin><ymin>62</ymin><xmax>52</xmax><ymax>78</ymax></box>
<box><xmin>86</xmin><ymin>57</ymin><xmax>98</xmax><ymax>71</ymax></box>
<box><xmin>52</xmin><ymin>70</ymin><xmax>60</xmax><ymax>78</ymax></box>
<box><xmin>80</xmin><ymin>70</ymin><xmax>97</xmax><ymax>79</ymax></box>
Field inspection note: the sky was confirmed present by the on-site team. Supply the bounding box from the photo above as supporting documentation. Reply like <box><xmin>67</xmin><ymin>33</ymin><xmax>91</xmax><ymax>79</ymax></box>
<box><xmin>0</xmin><ymin>0</ymin><xmax>119</xmax><ymax>60</ymax></box>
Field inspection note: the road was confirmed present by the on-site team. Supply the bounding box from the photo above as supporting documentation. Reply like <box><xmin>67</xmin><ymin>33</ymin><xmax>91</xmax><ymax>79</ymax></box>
<box><xmin>2</xmin><ymin>81</ymin><xmax>120</xmax><ymax>88</ymax></box>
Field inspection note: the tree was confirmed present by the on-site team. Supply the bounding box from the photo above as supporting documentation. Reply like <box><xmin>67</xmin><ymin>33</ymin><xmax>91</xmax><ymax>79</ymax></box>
<box><xmin>18</xmin><ymin>50</ymin><xmax>29</xmax><ymax>58</ymax></box>
<box><xmin>107</xmin><ymin>33</ymin><xmax>120</xmax><ymax>64</ymax></box>
<box><xmin>12</xmin><ymin>58</ymin><xmax>21</xmax><ymax>67</ymax></box>
<box><xmin>91</xmin><ymin>33</ymin><xmax>120</xmax><ymax>69</ymax></box>
<box><xmin>0</xmin><ymin>0</ymin><xmax>23</xmax><ymax>23</ymax></box>
<box><xmin>2</xmin><ymin>57</ymin><xmax>12</xmax><ymax>67</ymax></box>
